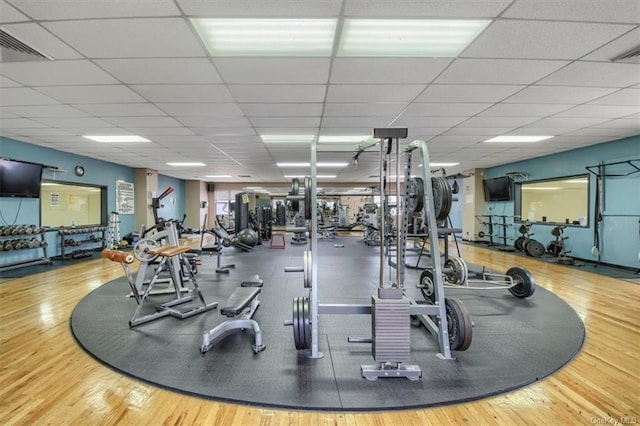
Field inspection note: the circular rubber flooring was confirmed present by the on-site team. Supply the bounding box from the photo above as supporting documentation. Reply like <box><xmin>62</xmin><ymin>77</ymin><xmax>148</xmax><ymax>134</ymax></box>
<box><xmin>71</xmin><ymin>242</ymin><xmax>584</xmax><ymax>411</ymax></box>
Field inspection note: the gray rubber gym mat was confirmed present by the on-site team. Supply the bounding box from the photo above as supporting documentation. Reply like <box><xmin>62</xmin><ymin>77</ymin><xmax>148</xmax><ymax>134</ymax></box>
<box><xmin>71</xmin><ymin>237</ymin><xmax>585</xmax><ymax>411</ymax></box>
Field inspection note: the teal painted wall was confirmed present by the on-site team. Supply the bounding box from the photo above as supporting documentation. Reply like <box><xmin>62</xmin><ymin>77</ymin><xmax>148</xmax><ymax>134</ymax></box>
<box><xmin>157</xmin><ymin>174</ymin><xmax>185</xmax><ymax>223</ymax></box>
<box><xmin>0</xmin><ymin>137</ymin><xmax>140</xmax><ymax>264</ymax></box>
<box><xmin>484</xmin><ymin>136</ymin><xmax>640</xmax><ymax>268</ymax></box>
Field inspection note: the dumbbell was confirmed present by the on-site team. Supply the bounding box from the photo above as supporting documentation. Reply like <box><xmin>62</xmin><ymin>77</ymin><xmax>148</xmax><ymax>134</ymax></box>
<box><xmin>4</xmin><ymin>240</ymin><xmax>15</xmax><ymax>250</ymax></box>
<box><xmin>3</xmin><ymin>226</ymin><xmax>13</xmax><ymax>236</ymax></box>
<box><xmin>40</xmin><ymin>240</ymin><xmax>48</xmax><ymax>248</ymax></box>
<box><xmin>25</xmin><ymin>225</ymin><xmax>34</xmax><ymax>234</ymax></box>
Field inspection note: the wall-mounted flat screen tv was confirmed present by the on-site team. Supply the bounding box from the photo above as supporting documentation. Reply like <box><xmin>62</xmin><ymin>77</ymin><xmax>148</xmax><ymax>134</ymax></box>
<box><xmin>483</xmin><ymin>176</ymin><xmax>512</xmax><ymax>202</ymax></box>
<box><xmin>0</xmin><ymin>158</ymin><xmax>44</xmax><ymax>198</ymax></box>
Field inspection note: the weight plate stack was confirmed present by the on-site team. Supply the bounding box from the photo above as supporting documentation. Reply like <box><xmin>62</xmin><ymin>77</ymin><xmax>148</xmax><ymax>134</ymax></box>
<box><xmin>304</xmin><ymin>176</ymin><xmax>312</xmax><ymax>220</ymax></box>
<box><xmin>407</xmin><ymin>177</ymin><xmax>425</xmax><ymax>213</ymax></box>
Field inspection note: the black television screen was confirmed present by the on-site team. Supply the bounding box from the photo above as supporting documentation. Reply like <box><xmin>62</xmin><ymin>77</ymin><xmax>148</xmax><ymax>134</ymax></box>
<box><xmin>0</xmin><ymin>158</ymin><xmax>44</xmax><ymax>198</ymax></box>
<box><xmin>483</xmin><ymin>176</ymin><xmax>512</xmax><ymax>201</ymax></box>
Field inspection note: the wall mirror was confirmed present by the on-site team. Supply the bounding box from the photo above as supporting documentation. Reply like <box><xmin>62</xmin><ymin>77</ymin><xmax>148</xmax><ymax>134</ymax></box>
<box><xmin>40</xmin><ymin>181</ymin><xmax>106</xmax><ymax>227</ymax></box>
<box><xmin>515</xmin><ymin>175</ymin><xmax>589</xmax><ymax>227</ymax></box>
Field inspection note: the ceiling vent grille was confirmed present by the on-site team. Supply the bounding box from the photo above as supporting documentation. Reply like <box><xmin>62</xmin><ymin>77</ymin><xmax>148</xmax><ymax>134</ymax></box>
<box><xmin>0</xmin><ymin>29</ymin><xmax>51</xmax><ymax>62</ymax></box>
<box><xmin>611</xmin><ymin>45</ymin><xmax>640</xmax><ymax>64</ymax></box>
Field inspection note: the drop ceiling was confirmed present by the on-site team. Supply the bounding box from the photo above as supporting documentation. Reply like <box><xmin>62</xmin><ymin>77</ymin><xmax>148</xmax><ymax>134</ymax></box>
<box><xmin>0</xmin><ymin>0</ymin><xmax>638</xmax><ymax>184</ymax></box>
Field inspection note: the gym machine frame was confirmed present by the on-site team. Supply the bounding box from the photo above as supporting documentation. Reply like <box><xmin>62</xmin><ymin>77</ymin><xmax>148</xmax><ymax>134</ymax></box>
<box><xmin>284</xmin><ymin>130</ymin><xmax>472</xmax><ymax>381</ymax></box>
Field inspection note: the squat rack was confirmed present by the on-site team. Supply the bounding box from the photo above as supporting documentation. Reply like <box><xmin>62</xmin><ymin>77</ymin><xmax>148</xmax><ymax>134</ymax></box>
<box><xmin>285</xmin><ymin>128</ymin><xmax>473</xmax><ymax>380</ymax></box>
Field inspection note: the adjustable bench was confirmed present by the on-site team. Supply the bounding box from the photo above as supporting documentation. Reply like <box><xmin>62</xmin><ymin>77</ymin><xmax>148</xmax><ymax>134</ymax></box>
<box><xmin>201</xmin><ymin>286</ymin><xmax>265</xmax><ymax>354</ymax></box>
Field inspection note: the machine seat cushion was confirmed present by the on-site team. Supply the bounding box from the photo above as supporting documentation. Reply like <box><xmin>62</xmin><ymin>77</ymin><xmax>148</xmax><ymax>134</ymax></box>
<box><xmin>221</xmin><ymin>287</ymin><xmax>261</xmax><ymax>317</ymax></box>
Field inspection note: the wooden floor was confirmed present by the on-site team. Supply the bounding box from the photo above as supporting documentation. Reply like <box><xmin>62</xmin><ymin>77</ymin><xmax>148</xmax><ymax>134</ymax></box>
<box><xmin>1</xmin><ymin>242</ymin><xmax>638</xmax><ymax>425</ymax></box>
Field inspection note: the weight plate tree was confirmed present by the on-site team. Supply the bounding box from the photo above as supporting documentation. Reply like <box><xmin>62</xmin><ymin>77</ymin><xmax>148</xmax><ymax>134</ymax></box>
<box><xmin>406</xmin><ymin>176</ymin><xmax>453</xmax><ymax>221</ymax></box>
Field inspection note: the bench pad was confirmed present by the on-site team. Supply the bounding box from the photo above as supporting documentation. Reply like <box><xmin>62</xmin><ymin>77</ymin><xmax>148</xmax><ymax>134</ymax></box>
<box><xmin>221</xmin><ymin>287</ymin><xmax>261</xmax><ymax>317</ymax></box>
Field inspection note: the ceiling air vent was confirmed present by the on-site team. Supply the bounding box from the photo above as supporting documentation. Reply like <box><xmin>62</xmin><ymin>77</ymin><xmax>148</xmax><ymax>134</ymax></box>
<box><xmin>0</xmin><ymin>29</ymin><xmax>51</xmax><ymax>62</ymax></box>
<box><xmin>611</xmin><ymin>45</ymin><xmax>640</xmax><ymax>64</ymax></box>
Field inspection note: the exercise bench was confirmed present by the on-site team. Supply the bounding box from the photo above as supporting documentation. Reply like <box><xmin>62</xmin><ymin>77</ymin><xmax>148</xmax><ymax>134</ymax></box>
<box><xmin>201</xmin><ymin>286</ymin><xmax>265</xmax><ymax>354</ymax></box>
<box><xmin>102</xmin><ymin>246</ymin><xmax>218</xmax><ymax>327</ymax></box>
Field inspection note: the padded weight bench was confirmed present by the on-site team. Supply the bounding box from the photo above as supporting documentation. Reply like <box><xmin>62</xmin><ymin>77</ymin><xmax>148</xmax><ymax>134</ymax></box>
<box><xmin>201</xmin><ymin>286</ymin><xmax>265</xmax><ymax>354</ymax></box>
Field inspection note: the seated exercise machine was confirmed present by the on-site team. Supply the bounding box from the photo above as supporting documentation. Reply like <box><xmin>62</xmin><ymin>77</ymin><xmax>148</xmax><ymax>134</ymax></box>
<box><xmin>101</xmin><ymin>246</ymin><xmax>218</xmax><ymax>327</ymax></box>
<box><xmin>196</xmin><ymin>213</ymin><xmax>236</xmax><ymax>274</ymax></box>
<box><xmin>200</xmin><ymin>279</ymin><xmax>265</xmax><ymax>354</ymax></box>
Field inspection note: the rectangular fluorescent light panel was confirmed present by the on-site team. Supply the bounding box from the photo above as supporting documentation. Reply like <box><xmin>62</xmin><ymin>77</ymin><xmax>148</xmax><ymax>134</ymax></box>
<box><xmin>484</xmin><ymin>136</ymin><xmax>553</xmax><ymax>143</ymax></box>
<box><xmin>318</xmin><ymin>135</ymin><xmax>370</xmax><ymax>143</ymax></box>
<box><xmin>338</xmin><ymin>19</ymin><xmax>490</xmax><ymax>57</ymax></box>
<box><xmin>83</xmin><ymin>135</ymin><xmax>150</xmax><ymax>143</ymax></box>
<box><xmin>206</xmin><ymin>175</ymin><xmax>232</xmax><ymax>178</ymax></box>
<box><xmin>191</xmin><ymin>19</ymin><xmax>337</xmax><ymax>56</ymax></box>
<box><xmin>430</xmin><ymin>162</ymin><xmax>459</xmax><ymax>167</ymax></box>
<box><xmin>277</xmin><ymin>162</ymin><xmax>349</xmax><ymax>168</ymax></box>
<box><xmin>261</xmin><ymin>135</ymin><xmax>315</xmax><ymax>143</ymax></box>
<box><xmin>166</xmin><ymin>162</ymin><xmax>206</xmax><ymax>167</ymax></box>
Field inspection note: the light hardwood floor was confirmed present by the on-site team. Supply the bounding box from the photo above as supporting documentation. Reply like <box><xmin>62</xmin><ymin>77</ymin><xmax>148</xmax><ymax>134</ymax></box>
<box><xmin>1</xmin><ymin>242</ymin><xmax>638</xmax><ymax>425</ymax></box>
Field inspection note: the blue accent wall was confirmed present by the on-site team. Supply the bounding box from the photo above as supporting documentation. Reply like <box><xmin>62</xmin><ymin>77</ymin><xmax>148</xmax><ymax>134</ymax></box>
<box><xmin>157</xmin><ymin>174</ymin><xmax>185</xmax><ymax>222</ymax></box>
<box><xmin>485</xmin><ymin>136</ymin><xmax>640</xmax><ymax>268</ymax></box>
<box><xmin>1</xmin><ymin>137</ymin><xmax>140</xmax><ymax>264</ymax></box>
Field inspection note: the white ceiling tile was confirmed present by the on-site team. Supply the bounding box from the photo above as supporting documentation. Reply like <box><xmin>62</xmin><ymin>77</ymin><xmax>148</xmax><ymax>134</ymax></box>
<box><xmin>444</xmin><ymin>127</ymin><xmax>514</xmax><ymax>136</ymax></box>
<box><xmin>391</xmin><ymin>116</ymin><xmax>468</xmax><ymax>128</ymax></box>
<box><xmin>214</xmin><ymin>59</ymin><xmax>330</xmax><ymax>84</ymax></box>
<box><xmin>44</xmin><ymin>19</ymin><xmax>205</xmax><ymax>58</ymax></box>
<box><xmin>588</xmin><ymin>89</ymin><xmax>640</xmax><ymax>106</ymax></box>
<box><xmin>241</xmin><ymin>103</ymin><xmax>322</xmax><ymax>117</ymax></box>
<box><xmin>343</xmin><ymin>0</ymin><xmax>511</xmax><ymax>17</ymax></box>
<box><xmin>436</xmin><ymin>59</ymin><xmax>568</xmax><ymax>84</ymax></box>
<box><xmin>554</xmin><ymin>105</ymin><xmax>640</xmax><ymax>119</ymax></box>
<box><xmin>503</xmin><ymin>86</ymin><xmax>618</xmax><ymax>104</ymax></box>
<box><xmin>582</xmin><ymin>27</ymin><xmax>640</xmax><ymax>62</ymax></box>
<box><xmin>416</xmin><ymin>84</ymin><xmax>524</xmax><ymax>103</ymax></box>
<box><xmin>330</xmin><ymin>58</ymin><xmax>451</xmax><ymax>84</ymax></box>
<box><xmin>0</xmin><ymin>1</ymin><xmax>27</xmax><ymax>22</ymax></box>
<box><xmin>463</xmin><ymin>20</ymin><xmax>634</xmax><ymax>60</ymax></box>
<box><xmin>0</xmin><ymin>60</ymin><xmax>118</xmax><ymax>86</ymax></box>
<box><xmin>178</xmin><ymin>117</ymin><xmax>253</xmax><ymax>127</ymax></box>
<box><xmin>457</xmin><ymin>116</ymin><xmax>541</xmax><ymax>128</ymax></box>
<box><xmin>250</xmin><ymin>117</ymin><xmax>321</xmax><ymax>127</ymax></box>
<box><xmin>8</xmin><ymin>0</ymin><xmax>180</xmax><ymax>19</ymax></box>
<box><xmin>177</xmin><ymin>0</ymin><xmax>343</xmax><ymax>16</ymax></box>
<box><xmin>506</xmin><ymin>127</ymin><xmax>566</xmax><ymax>135</ymax></box>
<box><xmin>193</xmin><ymin>127</ymin><xmax>257</xmax><ymax>136</ymax></box>
<box><xmin>255</xmin><ymin>127</ymin><xmax>317</xmax><ymax>135</ymax></box>
<box><xmin>74</xmin><ymin>103</ymin><xmax>167</xmax><ymax>117</ymax></box>
<box><xmin>320</xmin><ymin>117</ymin><xmax>391</xmax><ymax>128</ymax></box>
<box><xmin>0</xmin><ymin>75</ymin><xmax>21</xmax><ymax>87</ymax></box>
<box><xmin>402</xmin><ymin>103</ymin><xmax>492</xmax><ymax>117</ymax></box>
<box><xmin>563</xmin><ymin>128</ymin><xmax>640</xmax><ymax>138</ymax></box>
<box><xmin>0</xmin><ymin>87</ymin><xmax>60</xmax><ymax>105</ymax></box>
<box><xmin>154</xmin><ymin>103</ymin><xmax>244</xmax><ymax>117</ymax></box>
<box><xmin>1</xmin><ymin>105</ymin><xmax>89</xmax><ymax>117</ymax></box>
<box><xmin>326</xmin><ymin>84</ymin><xmax>425</xmax><ymax>102</ymax></box>
<box><xmin>538</xmin><ymin>62</ymin><xmax>640</xmax><ymax>87</ymax></box>
<box><xmin>102</xmin><ymin>116</ymin><xmax>183</xmax><ymax>127</ymax></box>
<box><xmin>130</xmin><ymin>85</ymin><xmax>234</xmax><ymax>103</ymax></box>
<box><xmin>0</xmin><ymin>118</ymin><xmax>47</xmax><ymax>128</ymax></box>
<box><xmin>323</xmin><ymin>103</ymin><xmax>407</xmax><ymax>116</ymax></box>
<box><xmin>228</xmin><ymin>85</ymin><xmax>325</xmax><ymax>103</ymax></box>
<box><xmin>1</xmin><ymin>23</ymin><xmax>82</xmax><ymax>60</ymax></box>
<box><xmin>502</xmin><ymin>0</ymin><xmax>640</xmax><ymax>23</ymax></box>
<box><xmin>34</xmin><ymin>117</ymin><xmax>115</xmax><ymax>127</ymax></box>
<box><xmin>7</xmin><ymin>127</ymin><xmax>72</xmax><ymax>137</ymax></box>
<box><xmin>479</xmin><ymin>103</ymin><xmax>573</xmax><ymax>117</ymax></box>
<box><xmin>94</xmin><ymin>59</ymin><xmax>222</xmax><ymax>84</ymax></box>
<box><xmin>527</xmin><ymin>117</ymin><xmax>613</xmax><ymax>128</ymax></box>
<box><xmin>318</xmin><ymin>127</ymin><xmax>373</xmax><ymax>135</ymax></box>
<box><xmin>34</xmin><ymin>85</ymin><xmax>146</xmax><ymax>104</ymax></box>
<box><xmin>124</xmin><ymin>127</ymin><xmax>195</xmax><ymax>136</ymax></box>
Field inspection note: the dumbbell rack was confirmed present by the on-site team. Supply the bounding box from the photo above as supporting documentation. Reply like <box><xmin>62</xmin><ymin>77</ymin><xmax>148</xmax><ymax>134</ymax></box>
<box><xmin>0</xmin><ymin>226</ymin><xmax>52</xmax><ymax>272</ymax></box>
<box><xmin>58</xmin><ymin>225</ymin><xmax>107</xmax><ymax>260</ymax></box>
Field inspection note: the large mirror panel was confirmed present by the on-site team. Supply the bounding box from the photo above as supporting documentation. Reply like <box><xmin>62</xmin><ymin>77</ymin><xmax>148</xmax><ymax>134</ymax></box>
<box><xmin>515</xmin><ymin>175</ymin><xmax>589</xmax><ymax>226</ymax></box>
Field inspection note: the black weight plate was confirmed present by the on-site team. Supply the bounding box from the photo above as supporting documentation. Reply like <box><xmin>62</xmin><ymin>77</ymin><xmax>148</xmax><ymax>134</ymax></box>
<box><xmin>514</xmin><ymin>236</ymin><xmax>526</xmax><ymax>251</ymax></box>
<box><xmin>551</xmin><ymin>226</ymin><xmax>563</xmax><ymax>237</ymax></box>
<box><xmin>291</xmin><ymin>178</ymin><xmax>300</xmax><ymax>196</ymax></box>
<box><xmin>302</xmin><ymin>296</ymin><xmax>311</xmax><ymax>350</ymax></box>
<box><xmin>293</xmin><ymin>297</ymin><xmax>302</xmax><ymax>349</ymax></box>
<box><xmin>547</xmin><ymin>241</ymin><xmax>563</xmax><ymax>257</ymax></box>
<box><xmin>506</xmin><ymin>266</ymin><xmax>536</xmax><ymax>298</ymax></box>
<box><xmin>419</xmin><ymin>269</ymin><xmax>436</xmax><ymax>304</ymax></box>
<box><xmin>433</xmin><ymin>177</ymin><xmax>452</xmax><ymax>221</ymax></box>
<box><xmin>525</xmin><ymin>239</ymin><xmax>545</xmax><ymax>257</ymax></box>
<box><xmin>406</xmin><ymin>177</ymin><xmax>424</xmax><ymax>213</ymax></box>
<box><xmin>518</xmin><ymin>224</ymin><xmax>528</xmax><ymax>235</ymax></box>
<box><xmin>304</xmin><ymin>176</ymin><xmax>312</xmax><ymax>220</ymax></box>
<box><xmin>445</xmin><ymin>298</ymin><xmax>473</xmax><ymax>351</ymax></box>
<box><xmin>478</xmin><ymin>231</ymin><xmax>486</xmax><ymax>239</ymax></box>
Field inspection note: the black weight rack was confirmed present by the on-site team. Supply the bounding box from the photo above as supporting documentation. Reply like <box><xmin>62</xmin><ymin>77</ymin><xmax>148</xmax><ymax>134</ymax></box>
<box><xmin>478</xmin><ymin>215</ymin><xmax>518</xmax><ymax>251</ymax></box>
